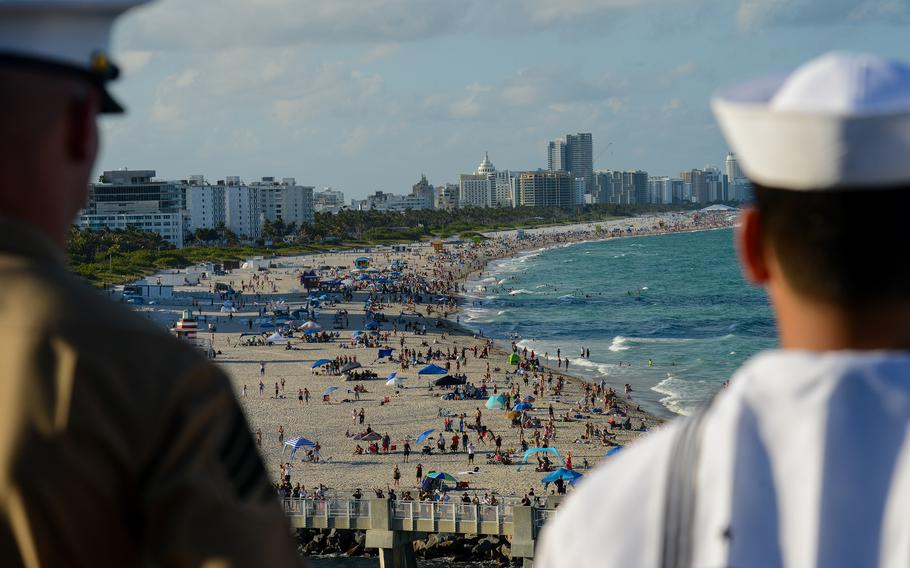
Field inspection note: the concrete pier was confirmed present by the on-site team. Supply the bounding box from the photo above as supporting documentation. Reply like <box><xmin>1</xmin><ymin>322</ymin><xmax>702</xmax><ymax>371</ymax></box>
<box><xmin>284</xmin><ymin>496</ymin><xmax>558</xmax><ymax>567</ymax></box>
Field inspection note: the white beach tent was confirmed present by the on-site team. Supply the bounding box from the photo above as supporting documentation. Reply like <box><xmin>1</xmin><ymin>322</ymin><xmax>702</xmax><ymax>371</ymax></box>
<box><xmin>700</xmin><ymin>204</ymin><xmax>738</xmax><ymax>212</ymax></box>
<box><xmin>266</xmin><ymin>332</ymin><xmax>291</xmax><ymax>343</ymax></box>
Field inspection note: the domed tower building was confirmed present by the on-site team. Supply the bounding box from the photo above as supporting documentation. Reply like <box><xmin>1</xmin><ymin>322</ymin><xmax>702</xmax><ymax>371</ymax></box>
<box><xmin>459</xmin><ymin>152</ymin><xmax>515</xmax><ymax>208</ymax></box>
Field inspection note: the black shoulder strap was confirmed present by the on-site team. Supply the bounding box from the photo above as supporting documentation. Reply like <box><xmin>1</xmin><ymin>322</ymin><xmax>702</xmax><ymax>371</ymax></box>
<box><xmin>660</xmin><ymin>408</ymin><xmax>710</xmax><ymax>568</ymax></box>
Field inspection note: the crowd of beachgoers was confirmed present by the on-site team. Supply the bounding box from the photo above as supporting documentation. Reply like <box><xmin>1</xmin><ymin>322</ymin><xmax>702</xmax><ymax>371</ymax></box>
<box><xmin>134</xmin><ymin>211</ymin><xmax>737</xmax><ymax>501</ymax></box>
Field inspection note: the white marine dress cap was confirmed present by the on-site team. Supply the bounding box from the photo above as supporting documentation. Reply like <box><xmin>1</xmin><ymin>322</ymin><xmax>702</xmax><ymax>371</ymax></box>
<box><xmin>712</xmin><ymin>51</ymin><xmax>910</xmax><ymax>190</ymax></box>
<box><xmin>0</xmin><ymin>0</ymin><xmax>151</xmax><ymax>113</ymax></box>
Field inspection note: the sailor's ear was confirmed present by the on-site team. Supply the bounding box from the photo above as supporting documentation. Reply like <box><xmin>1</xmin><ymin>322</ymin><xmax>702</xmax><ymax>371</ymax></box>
<box><xmin>737</xmin><ymin>207</ymin><xmax>770</xmax><ymax>285</ymax></box>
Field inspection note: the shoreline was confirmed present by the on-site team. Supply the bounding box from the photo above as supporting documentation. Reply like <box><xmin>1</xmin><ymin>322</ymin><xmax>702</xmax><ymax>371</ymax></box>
<box><xmin>452</xmin><ymin>218</ymin><xmax>739</xmax><ymax>420</ymax></box>
<box><xmin>129</xmin><ymin>210</ymin><xmax>737</xmax><ymax>497</ymax></box>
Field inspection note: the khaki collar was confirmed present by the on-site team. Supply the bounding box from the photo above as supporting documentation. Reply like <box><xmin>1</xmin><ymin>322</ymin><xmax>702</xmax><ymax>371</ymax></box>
<box><xmin>0</xmin><ymin>218</ymin><xmax>65</xmax><ymax>264</ymax></box>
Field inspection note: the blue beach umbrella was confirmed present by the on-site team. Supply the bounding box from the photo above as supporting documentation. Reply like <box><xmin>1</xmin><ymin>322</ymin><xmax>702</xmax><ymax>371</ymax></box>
<box><xmin>418</xmin><ymin>364</ymin><xmax>448</xmax><ymax>376</ymax></box>
<box><xmin>378</xmin><ymin>348</ymin><xmax>395</xmax><ymax>359</ymax></box>
<box><xmin>387</xmin><ymin>372</ymin><xmax>398</xmax><ymax>381</ymax></box>
<box><xmin>323</xmin><ymin>386</ymin><xmax>338</xmax><ymax>396</ymax></box>
<box><xmin>512</xmin><ymin>402</ymin><xmax>533</xmax><ymax>412</ymax></box>
<box><xmin>606</xmin><ymin>445</ymin><xmax>624</xmax><ymax>457</ymax></box>
<box><xmin>311</xmin><ymin>359</ymin><xmax>332</xmax><ymax>369</ymax></box>
<box><xmin>365</xmin><ymin>321</ymin><xmax>381</xmax><ymax>330</ymax></box>
<box><xmin>517</xmin><ymin>446</ymin><xmax>563</xmax><ymax>472</ymax></box>
<box><xmin>285</xmin><ymin>436</ymin><xmax>316</xmax><ymax>449</ymax></box>
<box><xmin>304</xmin><ymin>329</ymin><xmax>320</xmax><ymax>336</ymax></box>
<box><xmin>415</xmin><ymin>429</ymin><xmax>435</xmax><ymax>445</ymax></box>
<box><xmin>541</xmin><ymin>468</ymin><xmax>583</xmax><ymax>484</ymax></box>
<box><xmin>520</xmin><ymin>447</ymin><xmax>562</xmax><ymax>464</ymax></box>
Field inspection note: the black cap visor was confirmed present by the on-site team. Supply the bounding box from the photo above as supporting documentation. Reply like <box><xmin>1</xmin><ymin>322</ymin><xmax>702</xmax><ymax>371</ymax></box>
<box><xmin>0</xmin><ymin>52</ymin><xmax>125</xmax><ymax>114</ymax></box>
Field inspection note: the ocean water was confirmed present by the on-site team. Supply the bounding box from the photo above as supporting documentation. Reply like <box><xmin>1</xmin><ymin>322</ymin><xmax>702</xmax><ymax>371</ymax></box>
<box><xmin>462</xmin><ymin>228</ymin><xmax>777</xmax><ymax>417</ymax></box>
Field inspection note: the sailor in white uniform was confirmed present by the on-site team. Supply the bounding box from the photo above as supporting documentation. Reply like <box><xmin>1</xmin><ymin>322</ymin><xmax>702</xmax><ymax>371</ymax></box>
<box><xmin>537</xmin><ymin>51</ymin><xmax>910</xmax><ymax>568</ymax></box>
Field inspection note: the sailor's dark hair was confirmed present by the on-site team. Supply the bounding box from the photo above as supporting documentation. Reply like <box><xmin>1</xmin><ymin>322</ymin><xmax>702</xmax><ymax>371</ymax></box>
<box><xmin>753</xmin><ymin>184</ymin><xmax>910</xmax><ymax>305</ymax></box>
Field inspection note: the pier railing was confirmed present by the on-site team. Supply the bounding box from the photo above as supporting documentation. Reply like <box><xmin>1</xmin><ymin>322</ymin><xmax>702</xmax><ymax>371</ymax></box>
<box><xmin>283</xmin><ymin>497</ymin><xmax>561</xmax><ymax>566</ymax></box>
<box><xmin>283</xmin><ymin>497</ymin><xmax>525</xmax><ymax>536</ymax></box>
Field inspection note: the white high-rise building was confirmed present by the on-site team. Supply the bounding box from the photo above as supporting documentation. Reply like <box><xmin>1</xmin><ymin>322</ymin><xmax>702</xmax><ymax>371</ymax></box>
<box><xmin>458</xmin><ymin>173</ymin><xmax>490</xmax><ymax>208</ymax></box>
<box><xmin>224</xmin><ymin>182</ymin><xmax>261</xmax><ymax>239</ymax></box>
<box><xmin>252</xmin><ymin>177</ymin><xmax>315</xmax><ymax>227</ymax></box>
<box><xmin>548</xmin><ymin>139</ymin><xmax>566</xmax><ymax>171</ymax></box>
<box><xmin>725</xmin><ymin>152</ymin><xmax>752</xmax><ymax>201</ymax></box>
<box><xmin>649</xmin><ymin>176</ymin><xmax>678</xmax><ymax>204</ymax></box>
<box><xmin>313</xmin><ymin>188</ymin><xmax>346</xmax><ymax>213</ymax></box>
<box><xmin>186</xmin><ymin>178</ymin><xmax>225</xmax><ymax>231</ymax></box>
<box><xmin>435</xmin><ymin>184</ymin><xmax>460</xmax><ymax>210</ymax></box>
<box><xmin>459</xmin><ymin>153</ymin><xmax>514</xmax><ymax>208</ymax></box>
<box><xmin>460</xmin><ymin>153</ymin><xmax>494</xmax><ymax>208</ymax></box>
<box><xmin>574</xmin><ymin>177</ymin><xmax>586</xmax><ymax>205</ymax></box>
<box><xmin>492</xmin><ymin>170</ymin><xmax>514</xmax><ymax>207</ymax></box>
<box><xmin>725</xmin><ymin>152</ymin><xmax>744</xmax><ymax>183</ymax></box>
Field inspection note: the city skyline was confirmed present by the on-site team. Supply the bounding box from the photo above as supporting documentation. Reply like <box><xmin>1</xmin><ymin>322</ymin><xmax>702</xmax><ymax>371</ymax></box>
<box><xmin>99</xmin><ymin>0</ymin><xmax>910</xmax><ymax>199</ymax></box>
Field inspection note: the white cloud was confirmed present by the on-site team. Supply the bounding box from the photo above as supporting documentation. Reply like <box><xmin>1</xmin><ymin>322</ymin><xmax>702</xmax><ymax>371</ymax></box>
<box><xmin>516</xmin><ymin>0</ymin><xmax>661</xmax><ymax>25</ymax></box>
<box><xmin>448</xmin><ymin>84</ymin><xmax>490</xmax><ymax>119</ymax></box>
<box><xmin>150</xmin><ymin>95</ymin><xmax>183</xmax><ymax>130</ymax></box>
<box><xmin>115</xmin><ymin>0</ymin><xmax>662</xmax><ymax>51</ymax></box>
<box><xmin>360</xmin><ymin>43</ymin><xmax>401</xmax><ymax>64</ymax></box>
<box><xmin>118</xmin><ymin>0</ymin><xmax>466</xmax><ymax>50</ymax></box>
<box><xmin>737</xmin><ymin>0</ymin><xmax>910</xmax><ymax>28</ymax></box>
<box><xmin>341</xmin><ymin>126</ymin><xmax>376</xmax><ymax>157</ymax></box>
<box><xmin>172</xmin><ymin>69</ymin><xmax>198</xmax><ymax>88</ymax></box>
<box><xmin>272</xmin><ymin>66</ymin><xmax>385</xmax><ymax>122</ymax></box>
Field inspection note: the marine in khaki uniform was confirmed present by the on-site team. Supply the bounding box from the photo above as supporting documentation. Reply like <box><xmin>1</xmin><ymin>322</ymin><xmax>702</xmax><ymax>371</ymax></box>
<box><xmin>0</xmin><ymin>1</ymin><xmax>301</xmax><ymax>566</ymax></box>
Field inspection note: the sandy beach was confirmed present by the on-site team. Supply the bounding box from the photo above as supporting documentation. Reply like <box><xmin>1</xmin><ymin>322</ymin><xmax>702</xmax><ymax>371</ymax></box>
<box><xmin>131</xmin><ymin>211</ymin><xmax>736</xmax><ymax>498</ymax></box>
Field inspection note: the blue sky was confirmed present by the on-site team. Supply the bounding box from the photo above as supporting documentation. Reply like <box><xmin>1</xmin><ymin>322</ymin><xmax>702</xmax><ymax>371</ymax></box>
<box><xmin>100</xmin><ymin>0</ymin><xmax>910</xmax><ymax>199</ymax></box>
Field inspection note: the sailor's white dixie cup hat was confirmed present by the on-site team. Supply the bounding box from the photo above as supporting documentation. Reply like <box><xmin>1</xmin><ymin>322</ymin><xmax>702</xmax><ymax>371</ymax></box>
<box><xmin>712</xmin><ymin>51</ymin><xmax>910</xmax><ymax>191</ymax></box>
<box><xmin>0</xmin><ymin>0</ymin><xmax>150</xmax><ymax>113</ymax></box>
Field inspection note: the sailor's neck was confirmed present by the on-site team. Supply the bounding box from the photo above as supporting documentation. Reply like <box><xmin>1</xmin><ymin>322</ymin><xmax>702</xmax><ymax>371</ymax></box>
<box><xmin>774</xmin><ymin>293</ymin><xmax>910</xmax><ymax>351</ymax></box>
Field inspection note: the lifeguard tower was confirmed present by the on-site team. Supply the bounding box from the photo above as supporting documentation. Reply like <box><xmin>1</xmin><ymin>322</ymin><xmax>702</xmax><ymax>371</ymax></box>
<box><xmin>173</xmin><ymin>310</ymin><xmax>198</xmax><ymax>339</ymax></box>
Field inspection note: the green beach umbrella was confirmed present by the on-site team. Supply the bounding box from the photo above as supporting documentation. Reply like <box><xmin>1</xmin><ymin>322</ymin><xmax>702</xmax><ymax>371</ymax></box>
<box><xmin>507</xmin><ymin>353</ymin><xmax>521</xmax><ymax>365</ymax></box>
<box><xmin>426</xmin><ymin>471</ymin><xmax>457</xmax><ymax>483</ymax></box>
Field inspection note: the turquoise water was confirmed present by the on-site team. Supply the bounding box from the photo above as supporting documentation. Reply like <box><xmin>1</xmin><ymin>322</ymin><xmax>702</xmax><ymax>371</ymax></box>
<box><xmin>462</xmin><ymin>229</ymin><xmax>777</xmax><ymax>417</ymax></box>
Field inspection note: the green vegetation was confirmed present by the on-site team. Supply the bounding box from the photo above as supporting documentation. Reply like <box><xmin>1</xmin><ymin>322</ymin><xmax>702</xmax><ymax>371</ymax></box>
<box><xmin>68</xmin><ymin>203</ymin><xmax>696</xmax><ymax>285</ymax></box>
